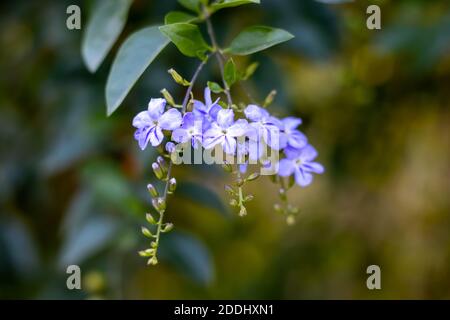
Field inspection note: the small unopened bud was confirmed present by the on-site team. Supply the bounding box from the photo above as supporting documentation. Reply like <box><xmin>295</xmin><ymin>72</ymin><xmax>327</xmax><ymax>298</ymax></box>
<box><xmin>160</xmin><ymin>88</ymin><xmax>176</xmax><ymax>106</ymax></box>
<box><xmin>221</xmin><ymin>163</ymin><xmax>233</xmax><ymax>172</ymax></box>
<box><xmin>152</xmin><ymin>162</ymin><xmax>164</xmax><ymax>180</ymax></box>
<box><xmin>161</xmin><ymin>223</ymin><xmax>173</xmax><ymax>233</ymax></box>
<box><xmin>146</xmin><ymin>213</ymin><xmax>157</xmax><ymax>224</ymax></box>
<box><xmin>148</xmin><ymin>256</ymin><xmax>158</xmax><ymax>265</ymax></box>
<box><xmin>244</xmin><ymin>194</ymin><xmax>254</xmax><ymax>202</ymax></box>
<box><xmin>263</xmin><ymin>90</ymin><xmax>277</xmax><ymax>107</ymax></box>
<box><xmin>141</xmin><ymin>227</ymin><xmax>153</xmax><ymax>238</ymax></box>
<box><xmin>236</xmin><ymin>178</ymin><xmax>244</xmax><ymax>187</ymax></box>
<box><xmin>138</xmin><ymin>249</ymin><xmax>155</xmax><ymax>257</ymax></box>
<box><xmin>147</xmin><ymin>184</ymin><xmax>158</xmax><ymax>197</ymax></box>
<box><xmin>168</xmin><ymin>68</ymin><xmax>190</xmax><ymax>86</ymax></box>
<box><xmin>246</xmin><ymin>172</ymin><xmax>260</xmax><ymax>182</ymax></box>
<box><xmin>229</xmin><ymin>199</ymin><xmax>238</xmax><ymax>207</ymax></box>
<box><xmin>239</xmin><ymin>206</ymin><xmax>247</xmax><ymax>217</ymax></box>
<box><xmin>286</xmin><ymin>215</ymin><xmax>296</xmax><ymax>226</ymax></box>
<box><xmin>224</xmin><ymin>185</ymin><xmax>235</xmax><ymax>195</ymax></box>
<box><xmin>274</xmin><ymin>204</ymin><xmax>282</xmax><ymax>212</ymax></box>
<box><xmin>168</xmin><ymin>178</ymin><xmax>177</xmax><ymax>193</ymax></box>
<box><xmin>151</xmin><ymin>241</ymin><xmax>157</xmax><ymax>248</ymax></box>
<box><xmin>287</xmin><ymin>205</ymin><xmax>299</xmax><ymax>214</ymax></box>
<box><xmin>165</xmin><ymin>142</ymin><xmax>176</xmax><ymax>154</ymax></box>
<box><xmin>157</xmin><ymin>156</ymin><xmax>168</xmax><ymax>173</ymax></box>
<box><xmin>152</xmin><ymin>197</ymin><xmax>166</xmax><ymax>212</ymax></box>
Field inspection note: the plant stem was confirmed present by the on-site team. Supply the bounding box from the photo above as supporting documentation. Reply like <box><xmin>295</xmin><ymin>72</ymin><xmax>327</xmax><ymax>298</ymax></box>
<box><xmin>152</xmin><ymin>56</ymin><xmax>210</xmax><ymax>259</ymax></box>
<box><xmin>204</xmin><ymin>8</ymin><xmax>233</xmax><ymax>107</ymax></box>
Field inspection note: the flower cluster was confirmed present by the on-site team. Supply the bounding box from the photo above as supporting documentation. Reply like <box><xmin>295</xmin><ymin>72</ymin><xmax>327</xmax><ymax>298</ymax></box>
<box><xmin>133</xmin><ymin>87</ymin><xmax>324</xmax><ymax>187</ymax></box>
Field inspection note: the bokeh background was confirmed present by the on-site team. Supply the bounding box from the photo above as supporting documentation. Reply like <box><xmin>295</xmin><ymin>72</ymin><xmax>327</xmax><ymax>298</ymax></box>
<box><xmin>1</xmin><ymin>0</ymin><xmax>449</xmax><ymax>299</ymax></box>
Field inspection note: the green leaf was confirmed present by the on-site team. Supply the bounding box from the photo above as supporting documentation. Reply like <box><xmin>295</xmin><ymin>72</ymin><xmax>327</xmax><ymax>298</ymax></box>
<box><xmin>226</xmin><ymin>25</ymin><xmax>294</xmax><ymax>56</ymax></box>
<box><xmin>207</xmin><ymin>81</ymin><xmax>224</xmax><ymax>93</ymax></box>
<box><xmin>82</xmin><ymin>0</ymin><xmax>133</xmax><ymax>73</ymax></box>
<box><xmin>242</xmin><ymin>62</ymin><xmax>259</xmax><ymax>80</ymax></box>
<box><xmin>160</xmin><ymin>231</ymin><xmax>214</xmax><ymax>286</ymax></box>
<box><xmin>164</xmin><ymin>11</ymin><xmax>197</xmax><ymax>25</ymax></box>
<box><xmin>106</xmin><ymin>26</ymin><xmax>169</xmax><ymax>116</ymax></box>
<box><xmin>159</xmin><ymin>23</ymin><xmax>211</xmax><ymax>59</ymax></box>
<box><xmin>177</xmin><ymin>182</ymin><xmax>229</xmax><ymax>217</ymax></box>
<box><xmin>224</xmin><ymin>58</ymin><xmax>237</xmax><ymax>87</ymax></box>
<box><xmin>178</xmin><ymin>0</ymin><xmax>202</xmax><ymax>12</ymax></box>
<box><xmin>211</xmin><ymin>0</ymin><xmax>260</xmax><ymax>12</ymax></box>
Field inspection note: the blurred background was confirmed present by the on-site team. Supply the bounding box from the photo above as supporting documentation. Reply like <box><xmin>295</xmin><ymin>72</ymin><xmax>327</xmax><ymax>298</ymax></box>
<box><xmin>0</xmin><ymin>0</ymin><xmax>449</xmax><ymax>299</ymax></box>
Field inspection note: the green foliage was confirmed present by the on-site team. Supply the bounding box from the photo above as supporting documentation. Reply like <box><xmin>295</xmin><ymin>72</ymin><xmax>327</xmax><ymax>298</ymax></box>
<box><xmin>105</xmin><ymin>26</ymin><xmax>169</xmax><ymax>116</ymax></box>
<box><xmin>164</xmin><ymin>11</ymin><xmax>197</xmax><ymax>25</ymax></box>
<box><xmin>210</xmin><ymin>0</ymin><xmax>260</xmax><ymax>12</ymax></box>
<box><xmin>226</xmin><ymin>25</ymin><xmax>294</xmax><ymax>55</ymax></box>
<box><xmin>178</xmin><ymin>0</ymin><xmax>204</xmax><ymax>13</ymax></box>
<box><xmin>82</xmin><ymin>0</ymin><xmax>133</xmax><ymax>72</ymax></box>
<box><xmin>224</xmin><ymin>58</ymin><xmax>237</xmax><ymax>87</ymax></box>
<box><xmin>159</xmin><ymin>23</ymin><xmax>211</xmax><ymax>59</ymax></box>
<box><xmin>207</xmin><ymin>81</ymin><xmax>224</xmax><ymax>93</ymax></box>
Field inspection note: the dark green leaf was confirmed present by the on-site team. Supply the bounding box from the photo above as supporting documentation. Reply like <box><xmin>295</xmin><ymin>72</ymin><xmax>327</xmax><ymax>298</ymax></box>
<box><xmin>177</xmin><ymin>182</ymin><xmax>229</xmax><ymax>217</ymax></box>
<box><xmin>226</xmin><ymin>25</ymin><xmax>294</xmax><ymax>55</ymax></box>
<box><xmin>159</xmin><ymin>23</ymin><xmax>211</xmax><ymax>58</ymax></box>
<box><xmin>207</xmin><ymin>81</ymin><xmax>224</xmax><ymax>93</ymax></box>
<box><xmin>160</xmin><ymin>231</ymin><xmax>214</xmax><ymax>286</ymax></box>
<box><xmin>82</xmin><ymin>0</ymin><xmax>133</xmax><ymax>73</ymax></box>
<box><xmin>106</xmin><ymin>26</ymin><xmax>169</xmax><ymax>116</ymax></box>
<box><xmin>210</xmin><ymin>0</ymin><xmax>260</xmax><ymax>12</ymax></box>
<box><xmin>224</xmin><ymin>58</ymin><xmax>237</xmax><ymax>87</ymax></box>
<box><xmin>164</xmin><ymin>11</ymin><xmax>197</xmax><ymax>25</ymax></box>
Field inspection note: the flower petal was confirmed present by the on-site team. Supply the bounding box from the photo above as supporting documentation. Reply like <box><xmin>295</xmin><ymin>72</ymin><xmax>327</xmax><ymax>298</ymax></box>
<box><xmin>181</xmin><ymin>112</ymin><xmax>195</xmax><ymax>129</ymax></box>
<box><xmin>278</xmin><ymin>159</ymin><xmax>295</xmax><ymax>176</ymax></box>
<box><xmin>203</xmin><ymin>124</ymin><xmax>224</xmax><ymax>149</ymax></box>
<box><xmin>209</xmin><ymin>104</ymin><xmax>221</xmax><ymax>121</ymax></box>
<box><xmin>295</xmin><ymin>167</ymin><xmax>313</xmax><ymax>187</ymax></box>
<box><xmin>204</xmin><ymin>87</ymin><xmax>212</xmax><ymax>107</ymax></box>
<box><xmin>299</xmin><ymin>145</ymin><xmax>318</xmax><ymax>161</ymax></box>
<box><xmin>132</xmin><ymin>111</ymin><xmax>152</xmax><ymax>128</ymax></box>
<box><xmin>147</xmin><ymin>98</ymin><xmax>166</xmax><ymax>119</ymax></box>
<box><xmin>217</xmin><ymin>109</ymin><xmax>234</xmax><ymax>128</ymax></box>
<box><xmin>149</xmin><ymin>126</ymin><xmax>164</xmax><ymax>147</ymax></box>
<box><xmin>288</xmin><ymin>130</ymin><xmax>308</xmax><ymax>149</ymax></box>
<box><xmin>227</xmin><ymin>119</ymin><xmax>248</xmax><ymax>137</ymax></box>
<box><xmin>159</xmin><ymin>108</ymin><xmax>182</xmax><ymax>131</ymax></box>
<box><xmin>222</xmin><ymin>136</ymin><xmax>237</xmax><ymax>154</ymax></box>
<box><xmin>282</xmin><ymin>117</ymin><xmax>302</xmax><ymax>130</ymax></box>
<box><xmin>244</xmin><ymin>104</ymin><xmax>263</xmax><ymax>122</ymax></box>
<box><xmin>172</xmin><ymin>128</ymin><xmax>190</xmax><ymax>143</ymax></box>
<box><xmin>303</xmin><ymin>161</ymin><xmax>325</xmax><ymax>174</ymax></box>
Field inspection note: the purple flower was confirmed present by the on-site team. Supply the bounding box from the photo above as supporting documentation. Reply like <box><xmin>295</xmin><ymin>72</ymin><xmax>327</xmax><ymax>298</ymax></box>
<box><xmin>281</xmin><ymin>117</ymin><xmax>307</xmax><ymax>149</ymax></box>
<box><xmin>193</xmin><ymin>87</ymin><xmax>221</xmax><ymax>129</ymax></box>
<box><xmin>244</xmin><ymin>104</ymin><xmax>286</xmax><ymax>150</ymax></box>
<box><xmin>132</xmin><ymin>98</ymin><xmax>182</xmax><ymax>150</ymax></box>
<box><xmin>278</xmin><ymin>145</ymin><xmax>324</xmax><ymax>187</ymax></box>
<box><xmin>203</xmin><ymin>109</ymin><xmax>248</xmax><ymax>154</ymax></box>
<box><xmin>172</xmin><ymin>112</ymin><xmax>203</xmax><ymax>148</ymax></box>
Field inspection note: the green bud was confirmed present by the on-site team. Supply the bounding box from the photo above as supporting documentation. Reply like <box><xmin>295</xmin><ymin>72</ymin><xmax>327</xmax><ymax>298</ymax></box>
<box><xmin>229</xmin><ymin>199</ymin><xmax>238</xmax><ymax>207</ymax></box>
<box><xmin>152</xmin><ymin>162</ymin><xmax>164</xmax><ymax>180</ymax></box>
<box><xmin>141</xmin><ymin>227</ymin><xmax>153</xmax><ymax>238</ymax></box>
<box><xmin>152</xmin><ymin>197</ymin><xmax>166</xmax><ymax>212</ymax></box>
<box><xmin>160</xmin><ymin>89</ymin><xmax>176</xmax><ymax>106</ymax></box>
<box><xmin>224</xmin><ymin>185</ymin><xmax>235</xmax><ymax>195</ymax></box>
<box><xmin>286</xmin><ymin>215</ymin><xmax>296</xmax><ymax>226</ymax></box>
<box><xmin>161</xmin><ymin>223</ymin><xmax>173</xmax><ymax>233</ymax></box>
<box><xmin>138</xmin><ymin>249</ymin><xmax>155</xmax><ymax>257</ymax></box>
<box><xmin>221</xmin><ymin>163</ymin><xmax>232</xmax><ymax>172</ymax></box>
<box><xmin>148</xmin><ymin>256</ymin><xmax>158</xmax><ymax>266</ymax></box>
<box><xmin>263</xmin><ymin>90</ymin><xmax>277</xmax><ymax>107</ymax></box>
<box><xmin>157</xmin><ymin>156</ymin><xmax>168</xmax><ymax>173</ymax></box>
<box><xmin>151</xmin><ymin>241</ymin><xmax>157</xmax><ymax>248</ymax></box>
<box><xmin>168</xmin><ymin>68</ymin><xmax>190</xmax><ymax>86</ymax></box>
<box><xmin>168</xmin><ymin>178</ymin><xmax>177</xmax><ymax>193</ymax></box>
<box><xmin>287</xmin><ymin>205</ymin><xmax>299</xmax><ymax>214</ymax></box>
<box><xmin>146</xmin><ymin>213</ymin><xmax>157</xmax><ymax>225</ymax></box>
<box><xmin>274</xmin><ymin>203</ymin><xmax>282</xmax><ymax>212</ymax></box>
<box><xmin>246</xmin><ymin>173</ymin><xmax>260</xmax><ymax>182</ymax></box>
<box><xmin>147</xmin><ymin>184</ymin><xmax>158</xmax><ymax>197</ymax></box>
<box><xmin>236</xmin><ymin>178</ymin><xmax>244</xmax><ymax>187</ymax></box>
<box><xmin>239</xmin><ymin>206</ymin><xmax>247</xmax><ymax>217</ymax></box>
<box><xmin>244</xmin><ymin>194</ymin><xmax>254</xmax><ymax>202</ymax></box>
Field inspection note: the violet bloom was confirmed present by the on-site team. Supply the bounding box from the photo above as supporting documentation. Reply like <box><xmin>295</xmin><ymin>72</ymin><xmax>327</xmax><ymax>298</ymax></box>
<box><xmin>281</xmin><ymin>117</ymin><xmax>307</xmax><ymax>149</ymax></box>
<box><xmin>193</xmin><ymin>87</ymin><xmax>221</xmax><ymax>129</ymax></box>
<box><xmin>278</xmin><ymin>144</ymin><xmax>324</xmax><ymax>187</ymax></box>
<box><xmin>203</xmin><ymin>109</ymin><xmax>248</xmax><ymax>155</ymax></box>
<box><xmin>244</xmin><ymin>104</ymin><xmax>286</xmax><ymax>150</ymax></box>
<box><xmin>132</xmin><ymin>98</ymin><xmax>182</xmax><ymax>150</ymax></box>
<box><xmin>172</xmin><ymin>112</ymin><xmax>203</xmax><ymax>148</ymax></box>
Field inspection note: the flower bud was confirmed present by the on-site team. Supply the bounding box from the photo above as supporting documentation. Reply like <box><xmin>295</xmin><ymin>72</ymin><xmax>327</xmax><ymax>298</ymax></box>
<box><xmin>224</xmin><ymin>185</ymin><xmax>235</xmax><ymax>195</ymax></box>
<box><xmin>152</xmin><ymin>162</ymin><xmax>164</xmax><ymax>180</ymax></box>
<box><xmin>168</xmin><ymin>68</ymin><xmax>190</xmax><ymax>86</ymax></box>
<box><xmin>146</xmin><ymin>213</ymin><xmax>157</xmax><ymax>225</ymax></box>
<box><xmin>236</xmin><ymin>178</ymin><xmax>244</xmax><ymax>187</ymax></box>
<box><xmin>244</xmin><ymin>194</ymin><xmax>254</xmax><ymax>202</ymax></box>
<box><xmin>148</xmin><ymin>256</ymin><xmax>158</xmax><ymax>266</ymax></box>
<box><xmin>160</xmin><ymin>88</ymin><xmax>176</xmax><ymax>106</ymax></box>
<box><xmin>168</xmin><ymin>178</ymin><xmax>177</xmax><ymax>193</ymax></box>
<box><xmin>141</xmin><ymin>227</ymin><xmax>153</xmax><ymax>238</ymax></box>
<box><xmin>165</xmin><ymin>142</ymin><xmax>176</xmax><ymax>154</ymax></box>
<box><xmin>221</xmin><ymin>163</ymin><xmax>232</xmax><ymax>172</ymax></box>
<box><xmin>286</xmin><ymin>215</ymin><xmax>296</xmax><ymax>226</ymax></box>
<box><xmin>147</xmin><ymin>184</ymin><xmax>158</xmax><ymax>197</ymax></box>
<box><xmin>161</xmin><ymin>223</ymin><xmax>173</xmax><ymax>233</ymax></box>
<box><xmin>157</xmin><ymin>156</ymin><xmax>168</xmax><ymax>173</ymax></box>
<box><xmin>279</xmin><ymin>188</ymin><xmax>287</xmax><ymax>201</ymax></box>
<box><xmin>229</xmin><ymin>199</ymin><xmax>238</xmax><ymax>207</ymax></box>
<box><xmin>152</xmin><ymin>197</ymin><xmax>166</xmax><ymax>212</ymax></box>
<box><xmin>138</xmin><ymin>249</ymin><xmax>155</xmax><ymax>257</ymax></box>
<box><xmin>239</xmin><ymin>206</ymin><xmax>247</xmax><ymax>217</ymax></box>
<box><xmin>246</xmin><ymin>172</ymin><xmax>260</xmax><ymax>182</ymax></box>
<box><xmin>274</xmin><ymin>203</ymin><xmax>282</xmax><ymax>212</ymax></box>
